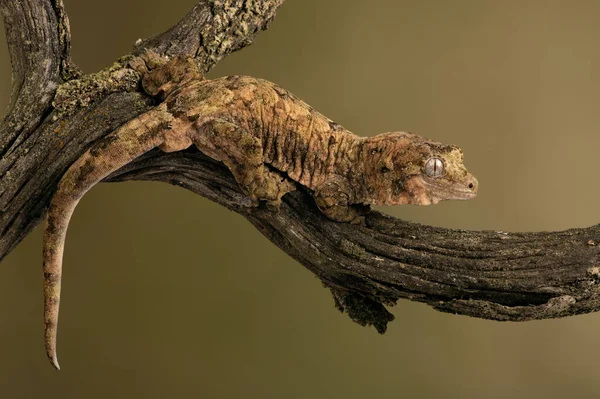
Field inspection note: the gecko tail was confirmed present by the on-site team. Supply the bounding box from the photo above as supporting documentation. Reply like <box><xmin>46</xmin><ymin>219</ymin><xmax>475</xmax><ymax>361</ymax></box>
<box><xmin>43</xmin><ymin>188</ymin><xmax>79</xmax><ymax>371</ymax></box>
<box><xmin>42</xmin><ymin>106</ymin><xmax>173</xmax><ymax>369</ymax></box>
<box><xmin>43</xmin><ymin>161</ymin><xmax>102</xmax><ymax>370</ymax></box>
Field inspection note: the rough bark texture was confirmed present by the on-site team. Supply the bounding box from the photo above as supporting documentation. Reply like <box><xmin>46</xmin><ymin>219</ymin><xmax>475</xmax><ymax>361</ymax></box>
<box><xmin>1</xmin><ymin>0</ymin><xmax>600</xmax><ymax>334</ymax></box>
<box><xmin>0</xmin><ymin>0</ymin><xmax>69</xmax><ymax>151</ymax></box>
<box><xmin>133</xmin><ymin>0</ymin><xmax>285</xmax><ymax>73</ymax></box>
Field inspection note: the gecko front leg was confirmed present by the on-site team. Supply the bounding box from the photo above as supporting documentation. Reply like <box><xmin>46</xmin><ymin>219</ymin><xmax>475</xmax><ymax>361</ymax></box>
<box><xmin>313</xmin><ymin>176</ymin><xmax>370</xmax><ymax>224</ymax></box>
<box><xmin>42</xmin><ymin>104</ymin><xmax>187</xmax><ymax>370</ymax></box>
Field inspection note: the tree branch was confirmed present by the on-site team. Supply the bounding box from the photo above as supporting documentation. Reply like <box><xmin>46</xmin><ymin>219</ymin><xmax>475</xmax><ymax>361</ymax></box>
<box><xmin>0</xmin><ymin>0</ymin><xmax>78</xmax><ymax>154</ymax></box>
<box><xmin>1</xmin><ymin>0</ymin><xmax>600</xmax><ymax>337</ymax></box>
<box><xmin>107</xmin><ymin>149</ymin><xmax>600</xmax><ymax>330</ymax></box>
<box><xmin>133</xmin><ymin>0</ymin><xmax>286</xmax><ymax>73</ymax></box>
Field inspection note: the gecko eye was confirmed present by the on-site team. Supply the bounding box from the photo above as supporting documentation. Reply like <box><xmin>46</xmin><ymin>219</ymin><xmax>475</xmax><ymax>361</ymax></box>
<box><xmin>424</xmin><ymin>158</ymin><xmax>444</xmax><ymax>177</ymax></box>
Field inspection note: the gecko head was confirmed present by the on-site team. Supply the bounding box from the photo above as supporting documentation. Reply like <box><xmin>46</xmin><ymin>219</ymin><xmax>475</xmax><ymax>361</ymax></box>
<box><xmin>363</xmin><ymin>132</ymin><xmax>478</xmax><ymax>205</ymax></box>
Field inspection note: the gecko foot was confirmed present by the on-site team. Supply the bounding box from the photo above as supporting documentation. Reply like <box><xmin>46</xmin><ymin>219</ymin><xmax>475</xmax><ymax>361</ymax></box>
<box><xmin>314</xmin><ymin>178</ymin><xmax>370</xmax><ymax>224</ymax></box>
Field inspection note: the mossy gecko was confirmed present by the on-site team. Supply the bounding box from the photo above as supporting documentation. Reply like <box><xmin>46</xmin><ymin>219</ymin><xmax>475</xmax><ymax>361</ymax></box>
<box><xmin>42</xmin><ymin>54</ymin><xmax>478</xmax><ymax>369</ymax></box>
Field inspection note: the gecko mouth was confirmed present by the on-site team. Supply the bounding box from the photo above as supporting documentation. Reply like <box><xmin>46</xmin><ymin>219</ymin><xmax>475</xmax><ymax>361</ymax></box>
<box><xmin>420</xmin><ymin>175</ymin><xmax>478</xmax><ymax>201</ymax></box>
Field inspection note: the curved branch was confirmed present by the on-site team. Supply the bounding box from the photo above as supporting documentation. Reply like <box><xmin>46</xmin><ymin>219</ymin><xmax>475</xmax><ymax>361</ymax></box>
<box><xmin>107</xmin><ymin>149</ymin><xmax>600</xmax><ymax>330</ymax></box>
<box><xmin>133</xmin><ymin>0</ymin><xmax>286</xmax><ymax>72</ymax></box>
<box><xmin>0</xmin><ymin>0</ymin><xmax>78</xmax><ymax>154</ymax></box>
<box><xmin>1</xmin><ymin>0</ymin><xmax>599</xmax><ymax>336</ymax></box>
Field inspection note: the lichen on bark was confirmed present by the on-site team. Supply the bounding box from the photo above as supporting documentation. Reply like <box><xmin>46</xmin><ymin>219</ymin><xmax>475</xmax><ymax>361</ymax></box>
<box><xmin>51</xmin><ymin>60</ymin><xmax>143</xmax><ymax>118</ymax></box>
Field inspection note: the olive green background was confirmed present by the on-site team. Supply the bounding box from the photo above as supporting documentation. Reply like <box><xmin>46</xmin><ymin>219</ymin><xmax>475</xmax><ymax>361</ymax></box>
<box><xmin>1</xmin><ymin>0</ymin><xmax>600</xmax><ymax>398</ymax></box>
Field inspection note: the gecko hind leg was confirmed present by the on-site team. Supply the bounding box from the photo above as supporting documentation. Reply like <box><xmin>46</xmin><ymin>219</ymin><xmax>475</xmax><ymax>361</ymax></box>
<box><xmin>43</xmin><ymin>105</ymin><xmax>175</xmax><ymax>370</ymax></box>
<box><xmin>191</xmin><ymin>119</ymin><xmax>295</xmax><ymax>208</ymax></box>
<box><xmin>256</xmin><ymin>166</ymin><xmax>297</xmax><ymax>210</ymax></box>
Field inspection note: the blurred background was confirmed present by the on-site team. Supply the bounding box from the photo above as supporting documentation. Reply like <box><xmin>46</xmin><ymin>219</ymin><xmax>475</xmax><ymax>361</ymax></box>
<box><xmin>1</xmin><ymin>0</ymin><xmax>600</xmax><ymax>397</ymax></box>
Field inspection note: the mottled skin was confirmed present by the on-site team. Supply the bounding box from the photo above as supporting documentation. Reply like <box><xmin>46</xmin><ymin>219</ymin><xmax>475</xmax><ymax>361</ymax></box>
<box><xmin>42</xmin><ymin>55</ymin><xmax>477</xmax><ymax>369</ymax></box>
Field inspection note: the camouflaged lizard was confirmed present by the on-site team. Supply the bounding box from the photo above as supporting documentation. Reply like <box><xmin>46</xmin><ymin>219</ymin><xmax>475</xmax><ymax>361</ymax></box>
<box><xmin>42</xmin><ymin>54</ymin><xmax>478</xmax><ymax>369</ymax></box>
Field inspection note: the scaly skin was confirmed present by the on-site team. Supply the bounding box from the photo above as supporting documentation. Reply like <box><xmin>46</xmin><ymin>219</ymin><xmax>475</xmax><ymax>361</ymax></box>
<box><xmin>42</xmin><ymin>54</ymin><xmax>478</xmax><ymax>369</ymax></box>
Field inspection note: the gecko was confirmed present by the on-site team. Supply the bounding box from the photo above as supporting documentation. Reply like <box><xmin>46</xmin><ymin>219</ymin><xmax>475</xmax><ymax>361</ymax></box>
<box><xmin>42</xmin><ymin>53</ymin><xmax>478</xmax><ymax>369</ymax></box>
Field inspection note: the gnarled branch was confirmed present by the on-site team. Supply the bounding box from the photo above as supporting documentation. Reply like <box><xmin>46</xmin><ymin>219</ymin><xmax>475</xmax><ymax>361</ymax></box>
<box><xmin>1</xmin><ymin>0</ymin><xmax>599</xmax><ymax>338</ymax></box>
<box><xmin>107</xmin><ymin>149</ymin><xmax>600</xmax><ymax>330</ymax></box>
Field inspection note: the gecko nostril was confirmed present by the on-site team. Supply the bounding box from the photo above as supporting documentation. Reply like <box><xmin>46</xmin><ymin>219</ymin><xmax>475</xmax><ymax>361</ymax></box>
<box><xmin>468</xmin><ymin>182</ymin><xmax>474</xmax><ymax>189</ymax></box>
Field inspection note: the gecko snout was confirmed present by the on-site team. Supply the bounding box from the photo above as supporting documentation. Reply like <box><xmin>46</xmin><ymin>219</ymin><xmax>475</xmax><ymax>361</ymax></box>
<box><xmin>465</xmin><ymin>175</ymin><xmax>478</xmax><ymax>195</ymax></box>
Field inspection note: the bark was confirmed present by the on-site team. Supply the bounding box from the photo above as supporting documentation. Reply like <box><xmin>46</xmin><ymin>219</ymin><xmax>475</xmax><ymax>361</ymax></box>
<box><xmin>1</xmin><ymin>0</ymin><xmax>599</xmax><ymax>333</ymax></box>
<box><xmin>0</xmin><ymin>0</ymin><xmax>76</xmax><ymax>151</ymax></box>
